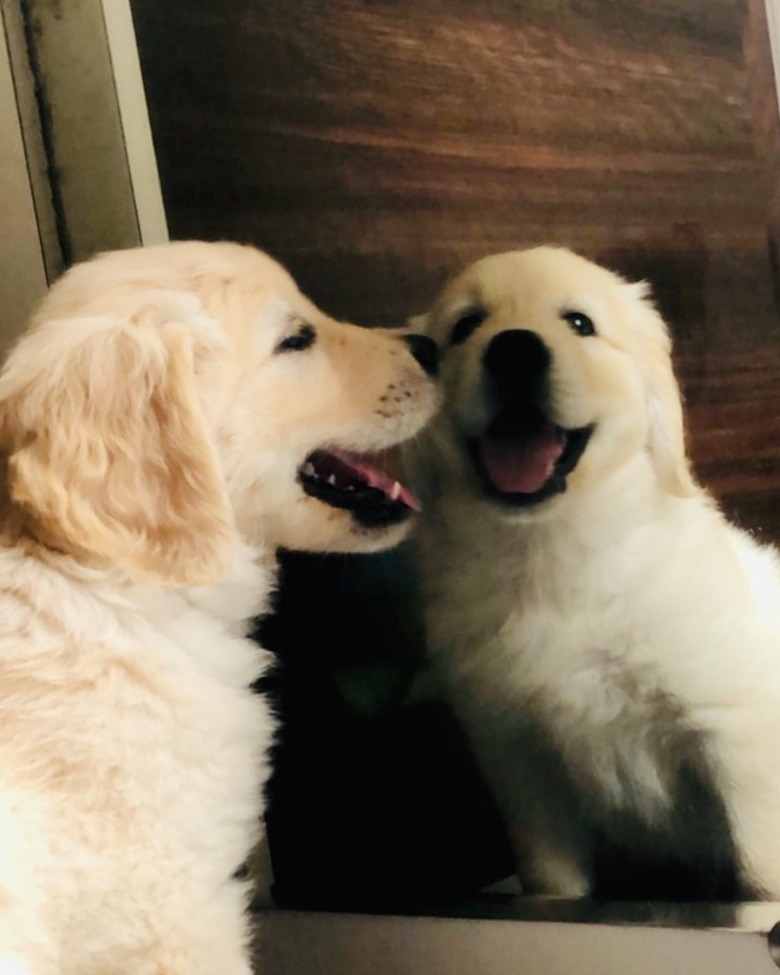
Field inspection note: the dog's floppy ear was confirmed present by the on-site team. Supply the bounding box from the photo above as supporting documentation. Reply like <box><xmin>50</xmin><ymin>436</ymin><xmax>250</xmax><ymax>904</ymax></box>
<box><xmin>0</xmin><ymin>292</ymin><xmax>234</xmax><ymax>585</ymax></box>
<box><xmin>627</xmin><ymin>283</ymin><xmax>698</xmax><ymax>498</ymax></box>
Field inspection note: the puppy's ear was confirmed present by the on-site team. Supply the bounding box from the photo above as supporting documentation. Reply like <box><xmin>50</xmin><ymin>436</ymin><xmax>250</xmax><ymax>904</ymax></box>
<box><xmin>627</xmin><ymin>284</ymin><xmax>698</xmax><ymax>498</ymax></box>
<box><xmin>0</xmin><ymin>292</ymin><xmax>234</xmax><ymax>585</ymax></box>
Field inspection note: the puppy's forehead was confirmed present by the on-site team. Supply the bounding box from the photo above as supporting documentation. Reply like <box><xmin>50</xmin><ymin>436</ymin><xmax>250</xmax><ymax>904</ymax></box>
<box><xmin>437</xmin><ymin>248</ymin><xmax>630</xmax><ymax>322</ymax></box>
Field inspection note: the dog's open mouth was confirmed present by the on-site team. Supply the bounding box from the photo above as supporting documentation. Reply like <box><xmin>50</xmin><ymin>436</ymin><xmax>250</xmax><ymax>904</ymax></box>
<box><xmin>299</xmin><ymin>447</ymin><xmax>420</xmax><ymax>527</ymax></box>
<box><xmin>470</xmin><ymin>405</ymin><xmax>592</xmax><ymax>506</ymax></box>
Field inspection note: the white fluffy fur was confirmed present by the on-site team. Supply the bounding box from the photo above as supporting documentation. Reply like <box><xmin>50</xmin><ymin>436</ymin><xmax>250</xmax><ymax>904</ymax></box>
<box><xmin>0</xmin><ymin>241</ymin><xmax>438</xmax><ymax>974</ymax></box>
<box><xmin>411</xmin><ymin>246</ymin><xmax>780</xmax><ymax>899</ymax></box>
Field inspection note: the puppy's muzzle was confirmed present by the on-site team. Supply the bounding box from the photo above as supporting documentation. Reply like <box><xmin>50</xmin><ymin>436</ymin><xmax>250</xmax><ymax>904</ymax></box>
<box><xmin>483</xmin><ymin>329</ymin><xmax>550</xmax><ymax>408</ymax></box>
<box><xmin>471</xmin><ymin>328</ymin><xmax>592</xmax><ymax>506</ymax></box>
<box><xmin>403</xmin><ymin>333</ymin><xmax>439</xmax><ymax>377</ymax></box>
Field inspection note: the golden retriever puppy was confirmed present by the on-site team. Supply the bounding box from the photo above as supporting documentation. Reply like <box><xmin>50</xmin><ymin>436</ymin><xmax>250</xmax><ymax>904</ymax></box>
<box><xmin>0</xmin><ymin>240</ymin><xmax>438</xmax><ymax>975</ymax></box>
<box><xmin>409</xmin><ymin>246</ymin><xmax>780</xmax><ymax>901</ymax></box>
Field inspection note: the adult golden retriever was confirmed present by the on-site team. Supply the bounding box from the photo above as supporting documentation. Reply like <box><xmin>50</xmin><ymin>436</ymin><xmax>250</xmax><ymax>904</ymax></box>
<box><xmin>410</xmin><ymin>246</ymin><xmax>780</xmax><ymax>900</ymax></box>
<box><xmin>0</xmin><ymin>240</ymin><xmax>438</xmax><ymax>974</ymax></box>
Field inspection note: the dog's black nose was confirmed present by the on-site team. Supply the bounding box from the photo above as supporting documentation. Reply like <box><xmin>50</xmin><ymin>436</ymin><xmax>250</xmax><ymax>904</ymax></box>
<box><xmin>483</xmin><ymin>329</ymin><xmax>551</xmax><ymax>403</ymax></box>
<box><xmin>403</xmin><ymin>333</ymin><xmax>439</xmax><ymax>377</ymax></box>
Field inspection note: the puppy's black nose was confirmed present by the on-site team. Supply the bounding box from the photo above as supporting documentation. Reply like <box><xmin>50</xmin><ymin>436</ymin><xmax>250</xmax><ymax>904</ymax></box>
<box><xmin>483</xmin><ymin>329</ymin><xmax>551</xmax><ymax>403</ymax></box>
<box><xmin>403</xmin><ymin>333</ymin><xmax>439</xmax><ymax>377</ymax></box>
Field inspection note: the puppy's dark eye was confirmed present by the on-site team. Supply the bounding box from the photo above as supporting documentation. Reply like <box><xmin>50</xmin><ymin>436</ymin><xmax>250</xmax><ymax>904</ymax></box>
<box><xmin>562</xmin><ymin>310</ymin><xmax>596</xmax><ymax>337</ymax></box>
<box><xmin>276</xmin><ymin>322</ymin><xmax>316</xmax><ymax>353</ymax></box>
<box><xmin>450</xmin><ymin>309</ymin><xmax>487</xmax><ymax>346</ymax></box>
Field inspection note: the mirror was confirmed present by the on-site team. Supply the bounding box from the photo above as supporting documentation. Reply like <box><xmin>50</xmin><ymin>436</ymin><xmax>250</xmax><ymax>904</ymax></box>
<box><xmin>128</xmin><ymin>0</ymin><xmax>780</xmax><ymax>914</ymax></box>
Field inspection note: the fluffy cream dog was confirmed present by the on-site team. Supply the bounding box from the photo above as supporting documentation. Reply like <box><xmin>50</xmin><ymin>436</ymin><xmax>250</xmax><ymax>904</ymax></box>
<box><xmin>410</xmin><ymin>246</ymin><xmax>780</xmax><ymax>901</ymax></box>
<box><xmin>0</xmin><ymin>240</ymin><xmax>438</xmax><ymax>974</ymax></box>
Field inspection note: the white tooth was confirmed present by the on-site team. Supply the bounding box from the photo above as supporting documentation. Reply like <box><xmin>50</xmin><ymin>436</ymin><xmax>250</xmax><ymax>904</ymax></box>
<box><xmin>345</xmin><ymin>484</ymin><xmax>355</xmax><ymax>491</ymax></box>
<box><xmin>390</xmin><ymin>481</ymin><xmax>401</xmax><ymax>500</ymax></box>
<box><xmin>303</xmin><ymin>462</ymin><xmax>316</xmax><ymax>477</ymax></box>
<box><xmin>327</xmin><ymin>474</ymin><xmax>337</xmax><ymax>485</ymax></box>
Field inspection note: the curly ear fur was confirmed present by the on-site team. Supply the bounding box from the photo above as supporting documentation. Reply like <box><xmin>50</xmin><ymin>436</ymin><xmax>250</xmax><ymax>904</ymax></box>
<box><xmin>624</xmin><ymin>282</ymin><xmax>698</xmax><ymax>499</ymax></box>
<box><xmin>0</xmin><ymin>294</ymin><xmax>234</xmax><ymax>585</ymax></box>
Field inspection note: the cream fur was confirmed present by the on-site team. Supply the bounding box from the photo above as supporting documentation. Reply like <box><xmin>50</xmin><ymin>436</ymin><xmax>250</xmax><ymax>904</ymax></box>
<box><xmin>411</xmin><ymin>246</ymin><xmax>780</xmax><ymax>899</ymax></box>
<box><xmin>0</xmin><ymin>241</ymin><xmax>438</xmax><ymax>973</ymax></box>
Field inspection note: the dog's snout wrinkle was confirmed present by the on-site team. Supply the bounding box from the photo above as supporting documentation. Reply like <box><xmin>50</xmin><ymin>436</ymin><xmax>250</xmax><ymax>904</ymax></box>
<box><xmin>402</xmin><ymin>333</ymin><xmax>439</xmax><ymax>377</ymax></box>
<box><xmin>484</xmin><ymin>329</ymin><xmax>551</xmax><ymax>404</ymax></box>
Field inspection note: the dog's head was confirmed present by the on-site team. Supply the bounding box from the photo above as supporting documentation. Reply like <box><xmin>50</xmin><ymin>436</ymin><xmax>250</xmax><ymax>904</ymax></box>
<box><xmin>0</xmin><ymin>241</ymin><xmax>439</xmax><ymax>584</ymax></box>
<box><xmin>410</xmin><ymin>246</ymin><xmax>695</xmax><ymax>518</ymax></box>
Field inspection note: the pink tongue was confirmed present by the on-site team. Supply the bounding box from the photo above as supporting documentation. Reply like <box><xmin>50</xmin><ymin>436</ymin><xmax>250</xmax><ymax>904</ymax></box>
<box><xmin>479</xmin><ymin>422</ymin><xmax>564</xmax><ymax>494</ymax></box>
<box><xmin>328</xmin><ymin>448</ymin><xmax>421</xmax><ymax>512</ymax></box>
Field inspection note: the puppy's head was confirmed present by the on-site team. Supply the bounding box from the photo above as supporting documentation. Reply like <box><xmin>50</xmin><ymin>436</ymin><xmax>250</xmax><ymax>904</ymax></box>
<box><xmin>0</xmin><ymin>242</ymin><xmax>439</xmax><ymax>584</ymax></box>
<box><xmin>411</xmin><ymin>246</ymin><xmax>695</xmax><ymax>518</ymax></box>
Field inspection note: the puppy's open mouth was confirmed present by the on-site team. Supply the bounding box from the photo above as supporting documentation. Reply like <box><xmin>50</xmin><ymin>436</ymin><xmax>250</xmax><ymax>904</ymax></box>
<box><xmin>299</xmin><ymin>447</ymin><xmax>420</xmax><ymax>527</ymax></box>
<box><xmin>470</xmin><ymin>405</ymin><xmax>592</xmax><ymax>506</ymax></box>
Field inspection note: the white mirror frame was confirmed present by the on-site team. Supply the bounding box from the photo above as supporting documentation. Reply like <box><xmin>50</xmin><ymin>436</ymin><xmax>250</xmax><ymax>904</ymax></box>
<box><xmin>0</xmin><ymin>0</ymin><xmax>167</xmax><ymax>339</ymax></box>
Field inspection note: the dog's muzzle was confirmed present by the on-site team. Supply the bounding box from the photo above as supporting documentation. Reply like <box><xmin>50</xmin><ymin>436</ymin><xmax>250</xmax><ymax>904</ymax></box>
<box><xmin>469</xmin><ymin>329</ymin><xmax>592</xmax><ymax>506</ymax></box>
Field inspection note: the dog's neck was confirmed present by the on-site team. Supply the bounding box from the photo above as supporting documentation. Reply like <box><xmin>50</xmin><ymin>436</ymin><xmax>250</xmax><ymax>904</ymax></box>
<box><xmin>180</xmin><ymin>539</ymin><xmax>275</xmax><ymax>626</ymax></box>
<box><xmin>0</xmin><ymin>514</ymin><xmax>274</xmax><ymax>634</ymax></box>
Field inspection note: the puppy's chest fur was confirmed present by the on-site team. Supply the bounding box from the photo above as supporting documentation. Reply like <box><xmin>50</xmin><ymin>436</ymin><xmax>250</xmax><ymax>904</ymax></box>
<box><xmin>421</xmin><ymin>519</ymin><xmax>711</xmax><ymax>820</ymax></box>
<box><xmin>0</xmin><ymin>548</ymin><xmax>276</xmax><ymax>945</ymax></box>
<box><xmin>421</xmin><ymin>508</ymin><xmax>748</xmax><ymax>898</ymax></box>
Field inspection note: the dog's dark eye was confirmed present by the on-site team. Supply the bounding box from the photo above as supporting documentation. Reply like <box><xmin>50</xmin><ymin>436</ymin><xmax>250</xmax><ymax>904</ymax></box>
<box><xmin>450</xmin><ymin>309</ymin><xmax>487</xmax><ymax>346</ymax></box>
<box><xmin>562</xmin><ymin>310</ymin><xmax>596</xmax><ymax>337</ymax></box>
<box><xmin>276</xmin><ymin>322</ymin><xmax>316</xmax><ymax>353</ymax></box>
